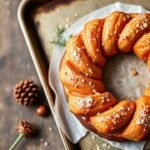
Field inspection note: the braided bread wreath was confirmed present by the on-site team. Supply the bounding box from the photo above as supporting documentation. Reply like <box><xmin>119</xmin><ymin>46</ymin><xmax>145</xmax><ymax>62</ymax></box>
<box><xmin>59</xmin><ymin>11</ymin><xmax>150</xmax><ymax>142</ymax></box>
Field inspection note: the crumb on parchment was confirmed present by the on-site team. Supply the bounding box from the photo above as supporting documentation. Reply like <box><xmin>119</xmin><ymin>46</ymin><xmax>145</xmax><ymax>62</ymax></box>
<box><xmin>131</xmin><ymin>68</ymin><xmax>138</xmax><ymax>76</ymax></box>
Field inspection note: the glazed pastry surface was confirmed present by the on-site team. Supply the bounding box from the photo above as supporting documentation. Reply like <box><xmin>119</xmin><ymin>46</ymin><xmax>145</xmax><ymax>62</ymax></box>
<box><xmin>59</xmin><ymin>11</ymin><xmax>150</xmax><ymax>141</ymax></box>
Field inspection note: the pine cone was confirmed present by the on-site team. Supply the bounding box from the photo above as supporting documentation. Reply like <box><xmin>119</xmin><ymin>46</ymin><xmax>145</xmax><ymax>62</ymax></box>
<box><xmin>14</xmin><ymin>80</ymin><xmax>39</xmax><ymax>106</ymax></box>
<box><xmin>17</xmin><ymin>120</ymin><xmax>36</xmax><ymax>137</ymax></box>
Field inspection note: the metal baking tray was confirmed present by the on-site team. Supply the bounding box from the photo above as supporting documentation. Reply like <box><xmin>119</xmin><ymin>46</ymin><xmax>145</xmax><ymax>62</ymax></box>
<box><xmin>18</xmin><ymin>0</ymin><xmax>150</xmax><ymax>149</ymax></box>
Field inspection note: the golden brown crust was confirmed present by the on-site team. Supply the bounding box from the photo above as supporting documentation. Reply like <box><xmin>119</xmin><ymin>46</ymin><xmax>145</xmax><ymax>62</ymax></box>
<box><xmin>144</xmin><ymin>88</ymin><xmax>150</xmax><ymax>97</ymax></box>
<box><xmin>90</xmin><ymin>101</ymin><xmax>135</xmax><ymax>134</ymax></box>
<box><xmin>102</xmin><ymin>11</ymin><xmax>131</xmax><ymax>56</ymax></box>
<box><xmin>60</xmin><ymin>56</ymin><xmax>105</xmax><ymax>95</ymax></box>
<box><xmin>118</xmin><ymin>14</ymin><xmax>150</xmax><ymax>52</ymax></box>
<box><xmin>81</xmin><ymin>19</ymin><xmax>106</xmax><ymax>66</ymax></box>
<box><xmin>147</xmin><ymin>54</ymin><xmax>150</xmax><ymax>71</ymax></box>
<box><xmin>59</xmin><ymin>11</ymin><xmax>150</xmax><ymax>142</ymax></box>
<box><xmin>121</xmin><ymin>96</ymin><xmax>150</xmax><ymax>141</ymax></box>
<box><xmin>133</xmin><ymin>32</ymin><xmax>150</xmax><ymax>60</ymax></box>
<box><xmin>66</xmin><ymin>35</ymin><xmax>102</xmax><ymax>79</ymax></box>
<box><xmin>68</xmin><ymin>92</ymin><xmax>117</xmax><ymax>116</ymax></box>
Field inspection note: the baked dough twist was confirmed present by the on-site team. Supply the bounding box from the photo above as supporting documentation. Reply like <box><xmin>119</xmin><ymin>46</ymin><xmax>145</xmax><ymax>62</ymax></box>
<box><xmin>59</xmin><ymin>11</ymin><xmax>150</xmax><ymax>141</ymax></box>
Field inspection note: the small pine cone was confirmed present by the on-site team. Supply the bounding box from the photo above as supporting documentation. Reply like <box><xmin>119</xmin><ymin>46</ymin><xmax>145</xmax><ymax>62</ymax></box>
<box><xmin>14</xmin><ymin>80</ymin><xmax>39</xmax><ymax>106</ymax></box>
<box><xmin>17</xmin><ymin>120</ymin><xmax>36</xmax><ymax>137</ymax></box>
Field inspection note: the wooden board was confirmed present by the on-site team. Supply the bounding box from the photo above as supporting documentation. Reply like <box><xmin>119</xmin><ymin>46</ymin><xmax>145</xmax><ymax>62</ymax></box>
<box><xmin>0</xmin><ymin>0</ymin><xmax>64</xmax><ymax>149</ymax></box>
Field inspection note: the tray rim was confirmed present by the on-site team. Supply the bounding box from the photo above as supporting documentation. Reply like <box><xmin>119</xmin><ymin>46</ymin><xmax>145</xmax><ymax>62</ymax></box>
<box><xmin>17</xmin><ymin>0</ymin><xmax>74</xmax><ymax>150</ymax></box>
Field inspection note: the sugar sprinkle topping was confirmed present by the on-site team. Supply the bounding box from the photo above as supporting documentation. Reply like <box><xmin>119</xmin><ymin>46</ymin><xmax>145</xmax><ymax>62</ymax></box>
<box><xmin>97</xmin><ymin>106</ymin><xmax>131</xmax><ymax>126</ymax></box>
<box><xmin>76</xmin><ymin>97</ymin><xmax>93</xmax><ymax>108</ymax></box>
<box><xmin>136</xmin><ymin>105</ymin><xmax>150</xmax><ymax>128</ymax></box>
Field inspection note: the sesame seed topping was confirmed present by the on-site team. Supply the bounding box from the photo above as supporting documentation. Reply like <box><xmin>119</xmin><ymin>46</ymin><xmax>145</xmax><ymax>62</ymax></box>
<box><xmin>88</xmin><ymin>68</ymin><xmax>93</xmax><ymax>74</ymax></box>
<box><xmin>89</xmin><ymin>81</ymin><xmax>92</xmax><ymax>85</ymax></box>
<box><xmin>96</xmin><ymin>105</ymin><xmax>131</xmax><ymax>128</ymax></box>
<box><xmin>96</xmin><ymin>48</ymin><xmax>99</xmax><ymax>52</ymax></box>
<box><xmin>143</xmin><ymin>23</ymin><xmax>148</xmax><ymax>28</ymax></box>
<box><xmin>72</xmin><ymin>50</ymin><xmax>81</xmax><ymax>62</ymax></box>
<box><xmin>81</xmin><ymin>78</ymin><xmax>85</xmax><ymax>83</ymax></box>
<box><xmin>85</xmin><ymin>73</ymin><xmax>89</xmax><ymax>76</ymax></box>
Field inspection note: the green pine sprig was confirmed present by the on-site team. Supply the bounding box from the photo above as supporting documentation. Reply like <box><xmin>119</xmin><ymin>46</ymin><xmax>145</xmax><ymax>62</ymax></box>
<box><xmin>50</xmin><ymin>26</ymin><xmax>73</xmax><ymax>47</ymax></box>
<box><xmin>50</xmin><ymin>26</ymin><xmax>66</xmax><ymax>47</ymax></box>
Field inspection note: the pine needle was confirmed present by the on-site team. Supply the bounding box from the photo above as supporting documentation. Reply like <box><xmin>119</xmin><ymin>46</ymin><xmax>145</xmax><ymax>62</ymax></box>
<box><xmin>50</xmin><ymin>26</ymin><xmax>73</xmax><ymax>47</ymax></box>
<box><xmin>50</xmin><ymin>26</ymin><xmax>66</xmax><ymax>47</ymax></box>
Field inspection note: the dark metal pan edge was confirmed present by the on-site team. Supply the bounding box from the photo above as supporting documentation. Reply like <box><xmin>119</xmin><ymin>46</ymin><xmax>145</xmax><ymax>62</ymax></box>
<box><xmin>17</xmin><ymin>0</ymin><xmax>75</xmax><ymax>149</ymax></box>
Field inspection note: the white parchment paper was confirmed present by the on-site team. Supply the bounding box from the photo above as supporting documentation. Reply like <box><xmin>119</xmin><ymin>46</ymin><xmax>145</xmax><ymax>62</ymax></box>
<box><xmin>49</xmin><ymin>2</ymin><xmax>149</xmax><ymax>150</ymax></box>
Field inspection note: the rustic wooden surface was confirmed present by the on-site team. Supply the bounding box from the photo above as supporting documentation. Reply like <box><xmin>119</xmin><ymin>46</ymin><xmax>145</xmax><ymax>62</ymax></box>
<box><xmin>0</xmin><ymin>0</ymin><xmax>65</xmax><ymax>149</ymax></box>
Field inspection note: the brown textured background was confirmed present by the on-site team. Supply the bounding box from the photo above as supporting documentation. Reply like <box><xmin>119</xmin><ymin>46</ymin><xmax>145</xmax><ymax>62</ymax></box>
<box><xmin>0</xmin><ymin>0</ymin><xmax>64</xmax><ymax>149</ymax></box>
